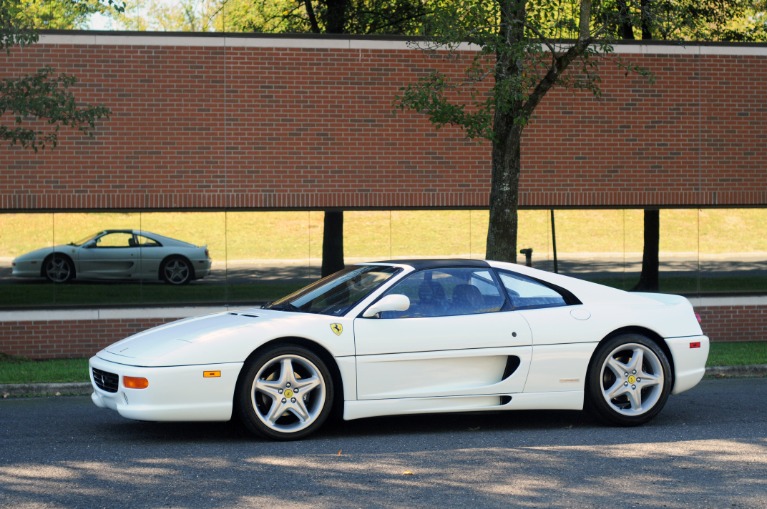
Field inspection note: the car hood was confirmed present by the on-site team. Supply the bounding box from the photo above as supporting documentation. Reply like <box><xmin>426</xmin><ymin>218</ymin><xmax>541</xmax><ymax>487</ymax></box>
<box><xmin>14</xmin><ymin>245</ymin><xmax>74</xmax><ymax>262</ymax></box>
<box><xmin>97</xmin><ymin>308</ymin><xmax>348</xmax><ymax>367</ymax></box>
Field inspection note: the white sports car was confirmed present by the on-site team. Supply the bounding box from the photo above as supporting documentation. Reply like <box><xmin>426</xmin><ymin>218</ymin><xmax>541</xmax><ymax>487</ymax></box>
<box><xmin>12</xmin><ymin>230</ymin><xmax>211</xmax><ymax>285</ymax></box>
<box><xmin>89</xmin><ymin>259</ymin><xmax>709</xmax><ymax>440</ymax></box>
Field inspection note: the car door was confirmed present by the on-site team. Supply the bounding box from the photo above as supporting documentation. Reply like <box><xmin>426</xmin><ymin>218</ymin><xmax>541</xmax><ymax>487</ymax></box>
<box><xmin>75</xmin><ymin>231</ymin><xmax>140</xmax><ymax>279</ymax></box>
<box><xmin>353</xmin><ymin>267</ymin><xmax>533</xmax><ymax>400</ymax></box>
<box><xmin>134</xmin><ymin>233</ymin><xmax>164</xmax><ymax>279</ymax></box>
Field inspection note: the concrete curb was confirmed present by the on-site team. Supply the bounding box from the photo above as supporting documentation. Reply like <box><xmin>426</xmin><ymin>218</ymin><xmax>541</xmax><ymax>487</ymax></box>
<box><xmin>2</xmin><ymin>382</ymin><xmax>92</xmax><ymax>398</ymax></box>
<box><xmin>2</xmin><ymin>365</ymin><xmax>766</xmax><ymax>399</ymax></box>
<box><xmin>704</xmin><ymin>364</ymin><xmax>767</xmax><ymax>378</ymax></box>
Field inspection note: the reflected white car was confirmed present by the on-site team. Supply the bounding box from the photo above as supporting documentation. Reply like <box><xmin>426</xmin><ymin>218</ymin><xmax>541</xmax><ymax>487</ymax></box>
<box><xmin>89</xmin><ymin>259</ymin><xmax>709</xmax><ymax>440</ymax></box>
<box><xmin>12</xmin><ymin>230</ymin><xmax>211</xmax><ymax>284</ymax></box>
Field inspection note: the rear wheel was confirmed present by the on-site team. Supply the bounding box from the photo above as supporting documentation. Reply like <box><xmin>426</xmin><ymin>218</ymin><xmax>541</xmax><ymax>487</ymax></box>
<box><xmin>160</xmin><ymin>256</ymin><xmax>192</xmax><ymax>285</ymax></box>
<box><xmin>43</xmin><ymin>255</ymin><xmax>74</xmax><ymax>283</ymax></box>
<box><xmin>235</xmin><ymin>345</ymin><xmax>334</xmax><ymax>440</ymax></box>
<box><xmin>587</xmin><ymin>334</ymin><xmax>672</xmax><ymax>426</ymax></box>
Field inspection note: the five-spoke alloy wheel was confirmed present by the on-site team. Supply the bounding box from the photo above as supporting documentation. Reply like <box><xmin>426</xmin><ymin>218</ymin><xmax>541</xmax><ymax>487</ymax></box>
<box><xmin>236</xmin><ymin>345</ymin><xmax>334</xmax><ymax>440</ymax></box>
<box><xmin>587</xmin><ymin>334</ymin><xmax>672</xmax><ymax>426</ymax></box>
<box><xmin>43</xmin><ymin>254</ymin><xmax>75</xmax><ymax>283</ymax></box>
<box><xmin>160</xmin><ymin>256</ymin><xmax>192</xmax><ymax>285</ymax></box>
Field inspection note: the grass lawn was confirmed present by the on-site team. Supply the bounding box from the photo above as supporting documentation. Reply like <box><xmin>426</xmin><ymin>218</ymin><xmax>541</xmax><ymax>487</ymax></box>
<box><xmin>1</xmin><ymin>342</ymin><xmax>765</xmax><ymax>385</ymax></box>
<box><xmin>0</xmin><ymin>356</ymin><xmax>89</xmax><ymax>384</ymax></box>
<box><xmin>3</xmin><ymin>208</ymin><xmax>767</xmax><ymax>261</ymax></box>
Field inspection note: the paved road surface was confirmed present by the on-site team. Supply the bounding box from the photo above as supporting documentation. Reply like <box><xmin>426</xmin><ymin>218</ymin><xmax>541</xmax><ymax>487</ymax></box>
<box><xmin>1</xmin><ymin>378</ymin><xmax>766</xmax><ymax>508</ymax></box>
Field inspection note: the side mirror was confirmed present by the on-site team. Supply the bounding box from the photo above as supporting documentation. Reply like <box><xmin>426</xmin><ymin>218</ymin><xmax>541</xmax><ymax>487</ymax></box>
<box><xmin>84</xmin><ymin>241</ymin><xmax>97</xmax><ymax>249</ymax></box>
<box><xmin>362</xmin><ymin>294</ymin><xmax>410</xmax><ymax>318</ymax></box>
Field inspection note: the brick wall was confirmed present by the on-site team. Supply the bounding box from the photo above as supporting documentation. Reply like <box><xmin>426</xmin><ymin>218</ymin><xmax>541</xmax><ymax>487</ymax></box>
<box><xmin>0</xmin><ymin>301</ymin><xmax>762</xmax><ymax>360</ymax></box>
<box><xmin>1</xmin><ymin>34</ymin><xmax>766</xmax><ymax>211</ymax></box>
<box><xmin>0</xmin><ymin>318</ymin><xmax>171</xmax><ymax>359</ymax></box>
<box><xmin>696</xmin><ymin>303</ymin><xmax>767</xmax><ymax>346</ymax></box>
<box><xmin>1</xmin><ymin>34</ymin><xmax>765</xmax><ymax>358</ymax></box>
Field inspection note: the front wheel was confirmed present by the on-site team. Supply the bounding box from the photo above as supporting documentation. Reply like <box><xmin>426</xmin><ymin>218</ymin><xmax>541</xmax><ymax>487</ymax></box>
<box><xmin>587</xmin><ymin>334</ymin><xmax>672</xmax><ymax>426</ymax></box>
<box><xmin>235</xmin><ymin>345</ymin><xmax>334</xmax><ymax>440</ymax></box>
<box><xmin>43</xmin><ymin>255</ymin><xmax>74</xmax><ymax>283</ymax></box>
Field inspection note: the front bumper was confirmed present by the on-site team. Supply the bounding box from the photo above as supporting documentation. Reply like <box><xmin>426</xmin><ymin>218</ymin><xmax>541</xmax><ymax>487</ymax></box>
<box><xmin>89</xmin><ymin>355</ymin><xmax>243</xmax><ymax>422</ymax></box>
<box><xmin>11</xmin><ymin>260</ymin><xmax>41</xmax><ymax>278</ymax></box>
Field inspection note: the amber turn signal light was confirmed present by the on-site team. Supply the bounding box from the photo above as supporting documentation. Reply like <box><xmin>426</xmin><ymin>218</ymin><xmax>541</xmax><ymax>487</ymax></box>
<box><xmin>123</xmin><ymin>376</ymin><xmax>149</xmax><ymax>389</ymax></box>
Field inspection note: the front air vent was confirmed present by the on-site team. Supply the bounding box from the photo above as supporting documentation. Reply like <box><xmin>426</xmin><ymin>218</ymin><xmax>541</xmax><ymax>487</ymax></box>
<box><xmin>92</xmin><ymin>368</ymin><xmax>119</xmax><ymax>393</ymax></box>
<box><xmin>230</xmin><ymin>312</ymin><xmax>259</xmax><ymax>318</ymax></box>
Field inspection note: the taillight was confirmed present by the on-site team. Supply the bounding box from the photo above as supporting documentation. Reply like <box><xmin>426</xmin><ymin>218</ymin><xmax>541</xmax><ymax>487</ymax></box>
<box><xmin>695</xmin><ymin>313</ymin><xmax>702</xmax><ymax>323</ymax></box>
<box><xmin>690</xmin><ymin>342</ymin><xmax>701</xmax><ymax>349</ymax></box>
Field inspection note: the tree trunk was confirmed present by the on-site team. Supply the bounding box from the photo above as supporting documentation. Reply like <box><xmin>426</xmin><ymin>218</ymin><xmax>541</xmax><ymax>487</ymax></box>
<box><xmin>305</xmin><ymin>0</ymin><xmax>349</xmax><ymax>277</ymax></box>
<box><xmin>486</xmin><ymin>124</ymin><xmax>522</xmax><ymax>263</ymax></box>
<box><xmin>485</xmin><ymin>0</ymin><xmax>526</xmax><ymax>263</ymax></box>
<box><xmin>615</xmin><ymin>0</ymin><xmax>635</xmax><ymax>39</ymax></box>
<box><xmin>323</xmin><ymin>0</ymin><xmax>349</xmax><ymax>34</ymax></box>
<box><xmin>321</xmin><ymin>210</ymin><xmax>345</xmax><ymax>277</ymax></box>
<box><xmin>633</xmin><ymin>209</ymin><xmax>660</xmax><ymax>291</ymax></box>
<box><xmin>632</xmin><ymin>9</ymin><xmax>659</xmax><ymax>291</ymax></box>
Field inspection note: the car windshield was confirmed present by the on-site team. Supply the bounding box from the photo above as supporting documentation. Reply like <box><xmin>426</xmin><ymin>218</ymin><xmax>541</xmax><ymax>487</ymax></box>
<box><xmin>70</xmin><ymin>232</ymin><xmax>104</xmax><ymax>246</ymax></box>
<box><xmin>265</xmin><ymin>265</ymin><xmax>402</xmax><ymax>316</ymax></box>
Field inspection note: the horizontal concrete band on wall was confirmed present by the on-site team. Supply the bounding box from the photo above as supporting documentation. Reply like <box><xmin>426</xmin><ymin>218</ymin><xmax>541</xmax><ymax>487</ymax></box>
<box><xmin>0</xmin><ymin>297</ymin><xmax>764</xmax><ymax>360</ymax></box>
<box><xmin>2</xmin><ymin>34</ymin><xmax>767</xmax><ymax>211</ymax></box>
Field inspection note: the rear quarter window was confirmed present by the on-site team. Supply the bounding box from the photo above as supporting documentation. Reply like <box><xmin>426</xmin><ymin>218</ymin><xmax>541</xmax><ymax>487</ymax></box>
<box><xmin>498</xmin><ymin>271</ymin><xmax>571</xmax><ymax>310</ymax></box>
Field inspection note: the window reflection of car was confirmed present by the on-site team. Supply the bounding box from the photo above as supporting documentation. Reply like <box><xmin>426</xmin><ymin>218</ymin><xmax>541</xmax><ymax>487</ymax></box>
<box><xmin>11</xmin><ymin>230</ymin><xmax>212</xmax><ymax>284</ymax></box>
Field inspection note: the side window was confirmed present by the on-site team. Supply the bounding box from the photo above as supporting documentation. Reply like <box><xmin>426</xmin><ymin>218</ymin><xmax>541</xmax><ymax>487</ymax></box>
<box><xmin>499</xmin><ymin>271</ymin><xmax>567</xmax><ymax>310</ymax></box>
<box><xmin>136</xmin><ymin>235</ymin><xmax>160</xmax><ymax>247</ymax></box>
<box><xmin>95</xmin><ymin>232</ymin><xmax>134</xmax><ymax>248</ymax></box>
<box><xmin>380</xmin><ymin>268</ymin><xmax>504</xmax><ymax>318</ymax></box>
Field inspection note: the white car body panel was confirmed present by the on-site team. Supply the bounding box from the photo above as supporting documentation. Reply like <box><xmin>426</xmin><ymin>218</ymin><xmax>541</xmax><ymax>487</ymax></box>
<box><xmin>354</xmin><ymin>346</ymin><xmax>532</xmax><ymax>400</ymax></box>
<box><xmin>102</xmin><ymin>310</ymin><xmax>357</xmax><ymax>366</ymax></box>
<box><xmin>524</xmin><ymin>343</ymin><xmax>596</xmax><ymax>393</ymax></box>
<box><xmin>666</xmin><ymin>335</ymin><xmax>709</xmax><ymax>394</ymax></box>
<box><xmin>88</xmin><ymin>259</ymin><xmax>709</xmax><ymax>431</ymax></box>
<box><xmin>353</xmin><ymin>311</ymin><xmax>532</xmax><ymax>399</ymax></box>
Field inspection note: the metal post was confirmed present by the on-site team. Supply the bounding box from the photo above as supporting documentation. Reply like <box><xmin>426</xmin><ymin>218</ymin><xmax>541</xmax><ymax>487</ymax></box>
<box><xmin>551</xmin><ymin>209</ymin><xmax>558</xmax><ymax>273</ymax></box>
<box><xmin>519</xmin><ymin>248</ymin><xmax>533</xmax><ymax>267</ymax></box>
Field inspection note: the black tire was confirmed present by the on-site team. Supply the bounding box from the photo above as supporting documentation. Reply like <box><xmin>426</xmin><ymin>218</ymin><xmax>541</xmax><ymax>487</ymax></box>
<box><xmin>586</xmin><ymin>333</ymin><xmax>672</xmax><ymax>426</ymax></box>
<box><xmin>235</xmin><ymin>345</ymin><xmax>334</xmax><ymax>441</ymax></box>
<box><xmin>43</xmin><ymin>254</ymin><xmax>74</xmax><ymax>283</ymax></box>
<box><xmin>160</xmin><ymin>256</ymin><xmax>193</xmax><ymax>285</ymax></box>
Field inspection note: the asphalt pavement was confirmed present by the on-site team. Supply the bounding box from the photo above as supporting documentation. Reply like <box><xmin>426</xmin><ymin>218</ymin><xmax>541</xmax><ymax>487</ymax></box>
<box><xmin>1</xmin><ymin>378</ymin><xmax>766</xmax><ymax>508</ymax></box>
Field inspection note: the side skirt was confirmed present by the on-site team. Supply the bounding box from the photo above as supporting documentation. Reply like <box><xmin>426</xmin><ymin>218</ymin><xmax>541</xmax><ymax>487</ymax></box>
<box><xmin>343</xmin><ymin>391</ymin><xmax>584</xmax><ymax>421</ymax></box>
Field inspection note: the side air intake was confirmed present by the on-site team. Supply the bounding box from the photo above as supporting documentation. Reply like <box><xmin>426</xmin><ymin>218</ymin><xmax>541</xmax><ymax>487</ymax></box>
<box><xmin>502</xmin><ymin>356</ymin><xmax>521</xmax><ymax>380</ymax></box>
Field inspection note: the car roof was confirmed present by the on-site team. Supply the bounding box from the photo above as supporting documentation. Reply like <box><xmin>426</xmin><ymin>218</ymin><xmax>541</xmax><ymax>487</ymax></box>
<box><xmin>370</xmin><ymin>259</ymin><xmax>491</xmax><ymax>271</ymax></box>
